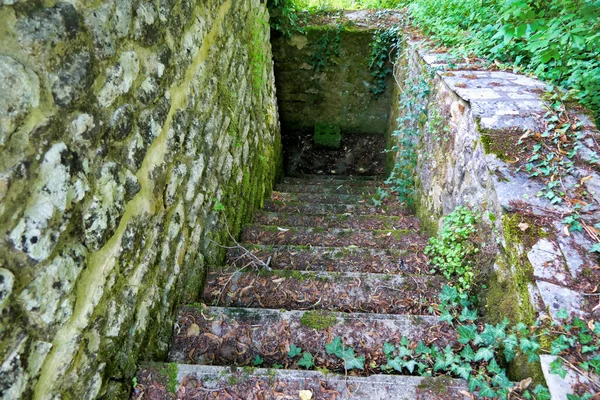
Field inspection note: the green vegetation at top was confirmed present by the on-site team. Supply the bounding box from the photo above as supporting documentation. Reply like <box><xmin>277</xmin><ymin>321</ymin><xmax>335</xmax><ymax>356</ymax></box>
<box><xmin>269</xmin><ymin>0</ymin><xmax>600</xmax><ymax>123</ymax></box>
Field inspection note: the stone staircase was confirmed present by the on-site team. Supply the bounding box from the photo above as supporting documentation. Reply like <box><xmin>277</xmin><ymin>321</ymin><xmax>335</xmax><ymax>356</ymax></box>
<box><xmin>132</xmin><ymin>175</ymin><xmax>468</xmax><ymax>399</ymax></box>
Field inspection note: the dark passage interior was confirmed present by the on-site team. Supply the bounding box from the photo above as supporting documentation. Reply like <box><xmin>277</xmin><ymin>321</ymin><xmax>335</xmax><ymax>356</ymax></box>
<box><xmin>270</xmin><ymin>24</ymin><xmax>395</xmax><ymax>176</ymax></box>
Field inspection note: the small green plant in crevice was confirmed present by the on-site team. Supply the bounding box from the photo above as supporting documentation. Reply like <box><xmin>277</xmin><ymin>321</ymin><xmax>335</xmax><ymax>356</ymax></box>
<box><xmin>310</xmin><ymin>24</ymin><xmax>342</xmax><ymax>71</ymax></box>
<box><xmin>325</xmin><ymin>336</ymin><xmax>365</xmax><ymax>371</ymax></box>
<box><xmin>267</xmin><ymin>0</ymin><xmax>305</xmax><ymax>37</ymax></box>
<box><xmin>368</xmin><ymin>26</ymin><xmax>401</xmax><ymax>96</ymax></box>
<box><xmin>384</xmin><ymin>57</ymin><xmax>432</xmax><ymax>207</ymax></box>
<box><xmin>425</xmin><ymin>206</ymin><xmax>480</xmax><ymax>292</ymax></box>
<box><xmin>288</xmin><ymin>344</ymin><xmax>315</xmax><ymax>368</ymax></box>
<box><xmin>252</xmin><ymin>354</ymin><xmax>264</xmax><ymax>366</ymax></box>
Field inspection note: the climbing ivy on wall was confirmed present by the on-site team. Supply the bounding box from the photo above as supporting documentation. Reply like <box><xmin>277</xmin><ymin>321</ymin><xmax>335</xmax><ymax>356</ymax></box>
<box><xmin>384</xmin><ymin>55</ymin><xmax>432</xmax><ymax>207</ymax></box>
<box><xmin>368</xmin><ymin>26</ymin><xmax>401</xmax><ymax>96</ymax></box>
<box><xmin>310</xmin><ymin>24</ymin><xmax>342</xmax><ymax>71</ymax></box>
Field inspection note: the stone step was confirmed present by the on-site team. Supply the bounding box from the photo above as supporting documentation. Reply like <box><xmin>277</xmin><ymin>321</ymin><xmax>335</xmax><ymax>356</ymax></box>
<box><xmin>272</xmin><ymin>191</ymin><xmax>373</xmax><ymax>205</ymax></box>
<box><xmin>281</xmin><ymin>176</ymin><xmax>383</xmax><ymax>187</ymax></box>
<box><xmin>253</xmin><ymin>211</ymin><xmax>421</xmax><ymax>231</ymax></box>
<box><xmin>203</xmin><ymin>268</ymin><xmax>441</xmax><ymax>315</ymax></box>
<box><xmin>276</xmin><ymin>183</ymin><xmax>380</xmax><ymax>195</ymax></box>
<box><xmin>168</xmin><ymin>306</ymin><xmax>450</xmax><ymax>370</ymax></box>
<box><xmin>133</xmin><ymin>364</ymin><xmax>469</xmax><ymax>400</ymax></box>
<box><xmin>227</xmin><ymin>244</ymin><xmax>428</xmax><ymax>274</ymax></box>
<box><xmin>284</xmin><ymin>174</ymin><xmax>382</xmax><ymax>182</ymax></box>
<box><xmin>241</xmin><ymin>224</ymin><xmax>427</xmax><ymax>250</ymax></box>
<box><xmin>263</xmin><ymin>200</ymin><xmax>409</xmax><ymax>216</ymax></box>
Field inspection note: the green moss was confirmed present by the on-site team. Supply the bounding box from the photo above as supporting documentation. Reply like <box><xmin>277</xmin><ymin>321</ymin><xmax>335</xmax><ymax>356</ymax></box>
<box><xmin>314</xmin><ymin>124</ymin><xmax>341</xmax><ymax>149</ymax></box>
<box><xmin>160</xmin><ymin>363</ymin><xmax>179</xmax><ymax>394</ymax></box>
<box><xmin>416</xmin><ymin>376</ymin><xmax>452</xmax><ymax>395</ymax></box>
<box><xmin>300</xmin><ymin>310</ymin><xmax>337</xmax><ymax>330</ymax></box>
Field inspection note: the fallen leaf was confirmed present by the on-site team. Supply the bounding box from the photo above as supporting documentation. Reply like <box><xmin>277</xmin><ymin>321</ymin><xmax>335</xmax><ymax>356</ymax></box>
<box><xmin>564</xmin><ymin>225</ymin><xmax>570</xmax><ymax>236</ymax></box>
<box><xmin>518</xmin><ymin>222</ymin><xmax>530</xmax><ymax>231</ymax></box>
<box><xmin>277</xmin><ymin>227</ymin><xmax>289</xmax><ymax>232</ymax></box>
<box><xmin>186</xmin><ymin>323</ymin><xmax>200</xmax><ymax>337</ymax></box>
<box><xmin>299</xmin><ymin>390</ymin><xmax>313</xmax><ymax>400</ymax></box>
<box><xmin>460</xmin><ymin>390</ymin><xmax>475</xmax><ymax>399</ymax></box>
<box><xmin>519</xmin><ymin>377</ymin><xmax>532</xmax><ymax>391</ymax></box>
<box><xmin>588</xmin><ymin>320</ymin><xmax>596</xmax><ymax>331</ymax></box>
<box><xmin>593</xmin><ymin>300</ymin><xmax>600</xmax><ymax>312</ymax></box>
<box><xmin>581</xmin><ymin>175</ymin><xmax>592</xmax><ymax>184</ymax></box>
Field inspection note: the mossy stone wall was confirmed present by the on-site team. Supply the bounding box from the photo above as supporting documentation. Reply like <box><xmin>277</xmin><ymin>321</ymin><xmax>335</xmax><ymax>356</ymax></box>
<box><xmin>0</xmin><ymin>0</ymin><xmax>281</xmax><ymax>398</ymax></box>
<box><xmin>272</xmin><ymin>26</ymin><xmax>394</xmax><ymax>135</ymax></box>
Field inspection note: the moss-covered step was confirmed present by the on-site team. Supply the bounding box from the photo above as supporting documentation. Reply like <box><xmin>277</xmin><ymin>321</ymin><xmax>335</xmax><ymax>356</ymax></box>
<box><xmin>275</xmin><ymin>183</ymin><xmax>380</xmax><ymax>195</ymax></box>
<box><xmin>240</xmin><ymin>224</ymin><xmax>427</xmax><ymax>249</ymax></box>
<box><xmin>203</xmin><ymin>268</ymin><xmax>442</xmax><ymax>315</ymax></box>
<box><xmin>132</xmin><ymin>364</ymin><xmax>469</xmax><ymax>400</ymax></box>
<box><xmin>263</xmin><ymin>200</ymin><xmax>410</xmax><ymax>216</ymax></box>
<box><xmin>227</xmin><ymin>244</ymin><xmax>428</xmax><ymax>274</ymax></box>
<box><xmin>168</xmin><ymin>306</ymin><xmax>448</xmax><ymax>370</ymax></box>
<box><xmin>253</xmin><ymin>211</ymin><xmax>421</xmax><ymax>231</ymax></box>
<box><xmin>280</xmin><ymin>176</ymin><xmax>383</xmax><ymax>186</ymax></box>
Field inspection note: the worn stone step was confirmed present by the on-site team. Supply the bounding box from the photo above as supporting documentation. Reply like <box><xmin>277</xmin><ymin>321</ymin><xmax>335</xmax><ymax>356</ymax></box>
<box><xmin>284</xmin><ymin>174</ymin><xmax>382</xmax><ymax>182</ymax></box>
<box><xmin>204</xmin><ymin>269</ymin><xmax>441</xmax><ymax>315</ymax></box>
<box><xmin>253</xmin><ymin>211</ymin><xmax>421</xmax><ymax>231</ymax></box>
<box><xmin>263</xmin><ymin>200</ymin><xmax>410</xmax><ymax>216</ymax></box>
<box><xmin>168</xmin><ymin>306</ymin><xmax>451</xmax><ymax>370</ymax></box>
<box><xmin>272</xmin><ymin>191</ymin><xmax>373</xmax><ymax>205</ymax></box>
<box><xmin>276</xmin><ymin>183</ymin><xmax>380</xmax><ymax>195</ymax></box>
<box><xmin>241</xmin><ymin>224</ymin><xmax>427</xmax><ymax>250</ymax></box>
<box><xmin>133</xmin><ymin>364</ymin><xmax>469</xmax><ymax>400</ymax></box>
<box><xmin>281</xmin><ymin>176</ymin><xmax>383</xmax><ymax>187</ymax></box>
<box><xmin>227</xmin><ymin>244</ymin><xmax>428</xmax><ymax>274</ymax></box>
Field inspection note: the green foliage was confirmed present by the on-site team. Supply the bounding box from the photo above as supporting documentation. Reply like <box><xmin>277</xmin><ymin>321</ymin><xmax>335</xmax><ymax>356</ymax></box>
<box><xmin>384</xmin><ymin>56</ymin><xmax>431</xmax><ymax>206</ymax></box>
<box><xmin>288</xmin><ymin>344</ymin><xmax>303</xmax><ymax>358</ymax></box>
<box><xmin>292</xmin><ymin>0</ymin><xmax>407</xmax><ymax>11</ymax></box>
<box><xmin>268</xmin><ymin>0</ymin><xmax>307</xmax><ymax>37</ymax></box>
<box><xmin>213</xmin><ymin>199</ymin><xmax>225</xmax><ymax>212</ymax></box>
<box><xmin>310</xmin><ymin>25</ymin><xmax>342</xmax><ymax>71</ymax></box>
<box><xmin>297</xmin><ymin>352</ymin><xmax>315</xmax><ymax>368</ymax></box>
<box><xmin>406</xmin><ymin>0</ymin><xmax>600</xmax><ymax>123</ymax></box>
<box><xmin>425</xmin><ymin>206</ymin><xmax>479</xmax><ymax>291</ymax></box>
<box><xmin>252</xmin><ymin>355</ymin><xmax>264</xmax><ymax>366</ymax></box>
<box><xmin>368</xmin><ymin>27</ymin><xmax>401</xmax><ymax>96</ymax></box>
<box><xmin>325</xmin><ymin>336</ymin><xmax>365</xmax><ymax>370</ymax></box>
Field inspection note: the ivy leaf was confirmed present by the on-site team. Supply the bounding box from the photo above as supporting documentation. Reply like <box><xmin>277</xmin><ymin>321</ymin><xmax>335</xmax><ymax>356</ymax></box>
<box><xmin>297</xmin><ymin>352</ymin><xmax>314</xmax><ymax>369</ymax></box>
<box><xmin>503</xmin><ymin>334</ymin><xmax>518</xmax><ymax>362</ymax></box>
<box><xmin>581</xmin><ymin>345</ymin><xmax>598</xmax><ymax>354</ymax></box>
<box><xmin>397</xmin><ymin>346</ymin><xmax>412</xmax><ymax>358</ymax></box>
<box><xmin>487</xmin><ymin>358</ymin><xmax>501</xmax><ymax>375</ymax></box>
<box><xmin>252</xmin><ymin>355</ymin><xmax>263</xmax><ymax>366</ymax></box>
<box><xmin>533</xmin><ymin>384</ymin><xmax>552</xmax><ymax>400</ymax></box>
<box><xmin>383</xmin><ymin>342</ymin><xmax>395</xmax><ymax>357</ymax></box>
<box><xmin>288</xmin><ymin>344</ymin><xmax>302</xmax><ymax>358</ymax></box>
<box><xmin>551</xmin><ymin>335</ymin><xmax>570</xmax><ymax>355</ymax></box>
<box><xmin>400</xmin><ymin>336</ymin><xmax>410</xmax><ymax>347</ymax></box>
<box><xmin>344</xmin><ymin>354</ymin><xmax>365</xmax><ymax>370</ymax></box>
<box><xmin>549</xmin><ymin>357</ymin><xmax>567</xmax><ymax>378</ymax></box>
<box><xmin>325</xmin><ymin>337</ymin><xmax>344</xmax><ymax>358</ymax></box>
<box><xmin>404</xmin><ymin>360</ymin><xmax>418</xmax><ymax>374</ymax></box>
<box><xmin>459</xmin><ymin>307</ymin><xmax>478</xmax><ymax>322</ymax></box>
<box><xmin>440</xmin><ymin>310</ymin><xmax>454</xmax><ymax>324</ymax></box>
<box><xmin>555</xmin><ymin>308</ymin><xmax>569</xmax><ymax>320</ymax></box>
<box><xmin>589</xmin><ymin>356</ymin><xmax>600</xmax><ymax>373</ymax></box>
<box><xmin>590</xmin><ymin>243</ymin><xmax>600</xmax><ymax>253</ymax></box>
<box><xmin>492</xmin><ymin>372</ymin><xmax>512</xmax><ymax>390</ymax></box>
<box><xmin>457</xmin><ymin>324</ymin><xmax>478</xmax><ymax>344</ymax></box>
<box><xmin>474</xmin><ymin>347</ymin><xmax>495</xmax><ymax>362</ymax></box>
<box><xmin>452</xmin><ymin>363</ymin><xmax>472</xmax><ymax>379</ymax></box>
<box><xmin>440</xmin><ymin>285</ymin><xmax>459</xmax><ymax>303</ymax></box>
<box><xmin>461</xmin><ymin>345</ymin><xmax>475</xmax><ymax>362</ymax></box>
<box><xmin>479</xmin><ymin>382</ymin><xmax>497</xmax><ymax>398</ymax></box>
<box><xmin>579</xmin><ymin>333</ymin><xmax>593</xmax><ymax>345</ymax></box>
<box><xmin>387</xmin><ymin>357</ymin><xmax>403</xmax><ymax>372</ymax></box>
<box><xmin>415</xmin><ymin>341</ymin><xmax>431</xmax><ymax>355</ymax></box>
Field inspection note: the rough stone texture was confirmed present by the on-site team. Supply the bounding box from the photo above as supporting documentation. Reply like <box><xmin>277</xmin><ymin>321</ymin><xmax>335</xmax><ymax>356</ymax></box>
<box><xmin>393</xmin><ymin>41</ymin><xmax>600</xmax><ymax>398</ymax></box>
<box><xmin>0</xmin><ymin>0</ymin><xmax>281</xmax><ymax>398</ymax></box>
<box><xmin>272</xmin><ymin>27</ymin><xmax>394</xmax><ymax>135</ymax></box>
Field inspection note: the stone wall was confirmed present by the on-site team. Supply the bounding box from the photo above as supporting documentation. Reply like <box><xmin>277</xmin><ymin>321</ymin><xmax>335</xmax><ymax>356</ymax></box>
<box><xmin>0</xmin><ymin>0</ymin><xmax>281</xmax><ymax>398</ymax></box>
<box><xmin>272</xmin><ymin>27</ymin><xmax>394</xmax><ymax>135</ymax></box>
<box><xmin>391</xmin><ymin>40</ymin><xmax>600</xmax><ymax>394</ymax></box>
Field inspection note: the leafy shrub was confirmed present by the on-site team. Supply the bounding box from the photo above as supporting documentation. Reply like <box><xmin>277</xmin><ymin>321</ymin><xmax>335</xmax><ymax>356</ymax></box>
<box><xmin>425</xmin><ymin>206</ymin><xmax>480</xmax><ymax>291</ymax></box>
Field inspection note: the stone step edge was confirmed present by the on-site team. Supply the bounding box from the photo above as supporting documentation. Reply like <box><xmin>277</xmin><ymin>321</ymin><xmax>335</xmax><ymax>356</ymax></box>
<box><xmin>244</xmin><ymin>224</ymin><xmax>416</xmax><ymax>235</ymax></box>
<box><xmin>282</xmin><ymin>174</ymin><xmax>383</xmax><ymax>181</ymax></box>
<box><xmin>254</xmin><ymin>210</ymin><xmax>413</xmax><ymax>221</ymax></box>
<box><xmin>232</xmin><ymin>243</ymin><xmax>412</xmax><ymax>254</ymax></box>
<box><xmin>137</xmin><ymin>363</ymin><xmax>469</xmax><ymax>399</ymax></box>
<box><xmin>180</xmin><ymin>305</ymin><xmax>439</xmax><ymax>326</ymax></box>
